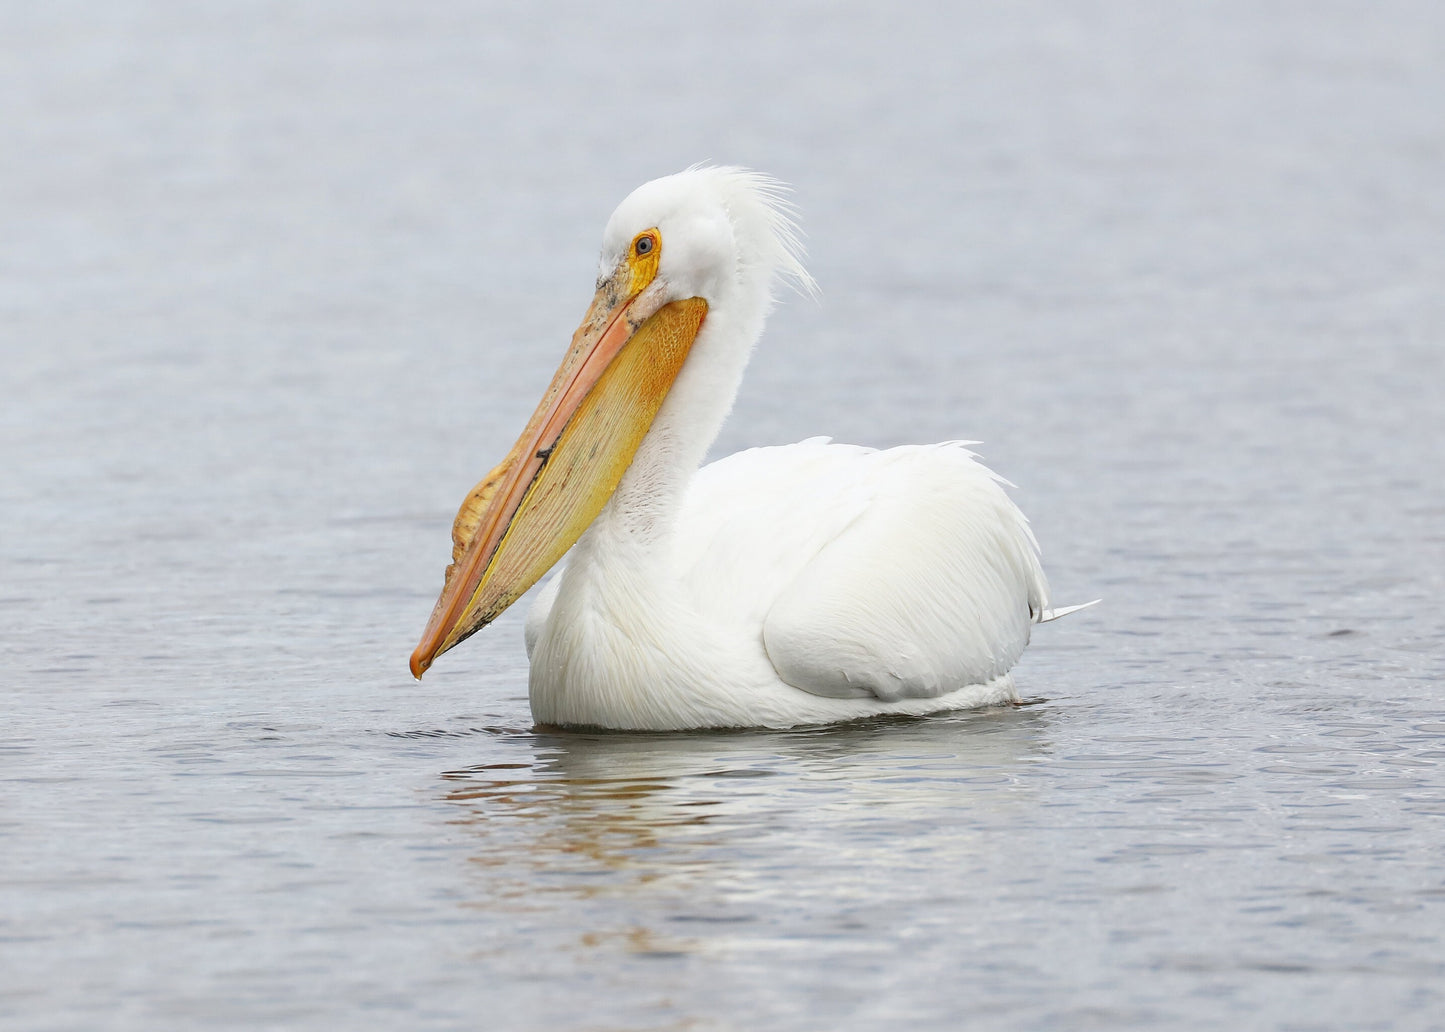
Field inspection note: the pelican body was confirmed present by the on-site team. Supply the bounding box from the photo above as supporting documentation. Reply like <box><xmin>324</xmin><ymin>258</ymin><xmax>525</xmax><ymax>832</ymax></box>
<box><xmin>411</xmin><ymin>168</ymin><xmax>1087</xmax><ymax>730</ymax></box>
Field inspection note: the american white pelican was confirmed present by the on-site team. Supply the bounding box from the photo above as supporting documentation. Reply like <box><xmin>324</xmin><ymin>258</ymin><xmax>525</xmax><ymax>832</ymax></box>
<box><xmin>411</xmin><ymin>167</ymin><xmax>1091</xmax><ymax>730</ymax></box>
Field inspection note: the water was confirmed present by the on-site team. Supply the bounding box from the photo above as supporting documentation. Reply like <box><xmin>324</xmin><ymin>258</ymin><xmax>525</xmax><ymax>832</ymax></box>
<box><xmin>4</xmin><ymin>2</ymin><xmax>1444</xmax><ymax>1028</ymax></box>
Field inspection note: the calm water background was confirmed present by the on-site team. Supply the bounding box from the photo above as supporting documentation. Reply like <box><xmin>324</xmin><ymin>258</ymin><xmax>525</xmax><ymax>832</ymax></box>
<box><xmin>4</xmin><ymin>2</ymin><xmax>1444</xmax><ymax>1029</ymax></box>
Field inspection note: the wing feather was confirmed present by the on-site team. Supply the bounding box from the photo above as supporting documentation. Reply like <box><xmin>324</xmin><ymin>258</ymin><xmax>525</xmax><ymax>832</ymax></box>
<box><xmin>754</xmin><ymin>443</ymin><xmax>1048</xmax><ymax>701</ymax></box>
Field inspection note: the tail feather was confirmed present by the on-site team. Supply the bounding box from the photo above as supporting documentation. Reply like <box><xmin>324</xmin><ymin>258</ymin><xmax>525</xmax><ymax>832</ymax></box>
<box><xmin>1036</xmin><ymin>599</ymin><xmax>1101</xmax><ymax>624</ymax></box>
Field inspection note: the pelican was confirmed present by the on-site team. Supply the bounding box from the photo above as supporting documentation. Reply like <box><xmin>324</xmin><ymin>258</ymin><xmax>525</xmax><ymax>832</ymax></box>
<box><xmin>410</xmin><ymin>167</ymin><xmax>1092</xmax><ymax>730</ymax></box>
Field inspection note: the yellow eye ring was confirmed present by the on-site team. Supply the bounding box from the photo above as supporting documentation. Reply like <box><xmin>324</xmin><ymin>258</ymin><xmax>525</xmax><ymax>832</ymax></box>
<box><xmin>627</xmin><ymin>231</ymin><xmax>662</xmax><ymax>294</ymax></box>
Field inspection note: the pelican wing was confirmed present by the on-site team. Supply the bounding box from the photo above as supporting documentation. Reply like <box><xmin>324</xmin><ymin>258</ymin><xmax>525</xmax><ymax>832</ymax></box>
<box><xmin>676</xmin><ymin>439</ymin><xmax>1049</xmax><ymax>703</ymax></box>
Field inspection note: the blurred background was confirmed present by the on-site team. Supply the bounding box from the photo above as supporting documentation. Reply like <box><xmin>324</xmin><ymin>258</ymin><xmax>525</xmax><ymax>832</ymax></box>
<box><xmin>3</xmin><ymin>2</ymin><xmax>1443</xmax><ymax>1029</ymax></box>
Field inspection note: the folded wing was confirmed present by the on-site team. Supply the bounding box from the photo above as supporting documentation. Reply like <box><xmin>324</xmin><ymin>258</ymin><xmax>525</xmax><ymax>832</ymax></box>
<box><xmin>673</xmin><ymin>439</ymin><xmax>1050</xmax><ymax>702</ymax></box>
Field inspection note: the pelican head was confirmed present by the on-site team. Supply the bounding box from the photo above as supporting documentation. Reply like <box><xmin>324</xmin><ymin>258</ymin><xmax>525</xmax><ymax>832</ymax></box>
<box><xmin>410</xmin><ymin>167</ymin><xmax>812</xmax><ymax>677</ymax></box>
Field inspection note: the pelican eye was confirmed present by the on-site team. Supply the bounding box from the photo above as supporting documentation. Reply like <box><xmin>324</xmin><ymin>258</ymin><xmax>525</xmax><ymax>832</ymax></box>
<box><xmin>634</xmin><ymin>235</ymin><xmax>655</xmax><ymax>257</ymax></box>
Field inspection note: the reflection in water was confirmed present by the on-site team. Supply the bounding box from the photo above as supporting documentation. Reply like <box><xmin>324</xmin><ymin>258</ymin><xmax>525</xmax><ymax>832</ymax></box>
<box><xmin>440</xmin><ymin>707</ymin><xmax>1054</xmax><ymax>962</ymax></box>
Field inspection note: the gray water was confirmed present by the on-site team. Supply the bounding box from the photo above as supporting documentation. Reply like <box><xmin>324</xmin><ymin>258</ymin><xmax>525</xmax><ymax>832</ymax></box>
<box><xmin>4</xmin><ymin>2</ymin><xmax>1445</xmax><ymax>1029</ymax></box>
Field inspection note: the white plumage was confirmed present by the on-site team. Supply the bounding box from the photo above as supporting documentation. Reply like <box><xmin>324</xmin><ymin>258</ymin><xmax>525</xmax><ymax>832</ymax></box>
<box><xmin>500</xmin><ymin>167</ymin><xmax>1088</xmax><ymax>730</ymax></box>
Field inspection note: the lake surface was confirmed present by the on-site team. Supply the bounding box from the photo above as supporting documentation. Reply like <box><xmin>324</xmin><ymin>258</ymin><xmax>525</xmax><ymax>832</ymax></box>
<box><xmin>4</xmin><ymin>2</ymin><xmax>1444</xmax><ymax>1028</ymax></box>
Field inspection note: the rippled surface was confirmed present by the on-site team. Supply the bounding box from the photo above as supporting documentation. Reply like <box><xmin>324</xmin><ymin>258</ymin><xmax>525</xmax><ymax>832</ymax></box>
<box><xmin>4</xmin><ymin>2</ymin><xmax>1444</xmax><ymax>1028</ymax></box>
